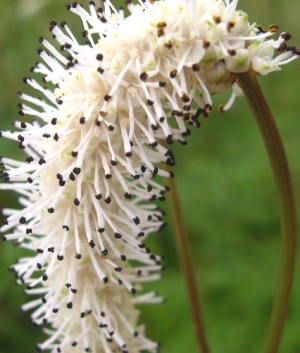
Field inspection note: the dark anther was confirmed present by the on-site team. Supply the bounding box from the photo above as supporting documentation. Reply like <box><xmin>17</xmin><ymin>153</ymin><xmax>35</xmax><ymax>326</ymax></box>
<box><xmin>281</xmin><ymin>32</ymin><xmax>292</xmax><ymax>41</ymax></box>
<box><xmin>114</xmin><ymin>267</ymin><xmax>122</xmax><ymax>272</ymax></box>
<box><xmin>269</xmin><ymin>24</ymin><xmax>279</xmax><ymax>33</ymax></box>
<box><xmin>104</xmin><ymin>196</ymin><xmax>111</xmax><ymax>204</ymax></box>
<box><xmin>104</xmin><ymin>94</ymin><xmax>112</xmax><ymax>101</ymax></box>
<box><xmin>38</xmin><ymin>158</ymin><xmax>46</xmax><ymax>165</ymax></box>
<box><xmin>57</xmin><ymin>255</ymin><xmax>64</xmax><ymax>261</ymax></box>
<box><xmin>202</xmin><ymin>39</ymin><xmax>210</xmax><ymax>49</ymax></box>
<box><xmin>157</xmin><ymin>28</ymin><xmax>164</xmax><ymax>37</ymax></box>
<box><xmin>103</xmin><ymin>277</ymin><xmax>108</xmax><ymax>283</ymax></box>
<box><xmin>48</xmin><ymin>247</ymin><xmax>55</xmax><ymax>252</ymax></box>
<box><xmin>121</xmin><ymin>255</ymin><xmax>126</xmax><ymax>261</ymax></box>
<box><xmin>180</xmin><ymin>93</ymin><xmax>190</xmax><ymax>102</ymax></box>
<box><xmin>141</xmin><ymin>165</ymin><xmax>146</xmax><ymax>173</ymax></box>
<box><xmin>151</xmin><ymin>124</ymin><xmax>158</xmax><ymax>131</ymax></box>
<box><xmin>62</xmin><ymin>225</ymin><xmax>69</xmax><ymax>231</ymax></box>
<box><xmin>157</xmin><ymin>21</ymin><xmax>167</xmax><ymax>28</ymax></box>
<box><xmin>101</xmin><ymin>248</ymin><xmax>108</xmax><ymax>256</ymax></box>
<box><xmin>277</xmin><ymin>43</ymin><xmax>287</xmax><ymax>52</ymax></box>
<box><xmin>79</xmin><ymin>117</ymin><xmax>86</xmax><ymax>124</ymax></box>
<box><xmin>159</xmin><ymin>81</ymin><xmax>166</xmax><ymax>87</ymax></box>
<box><xmin>96</xmin><ymin>53</ymin><xmax>103</xmax><ymax>60</ymax></box>
<box><xmin>131</xmin><ymin>288</ymin><xmax>136</xmax><ymax>294</ymax></box>
<box><xmin>139</xmin><ymin>72</ymin><xmax>148</xmax><ymax>81</ymax></box>
<box><xmin>114</xmin><ymin>233</ymin><xmax>122</xmax><ymax>239</ymax></box>
<box><xmin>67</xmin><ymin>302</ymin><xmax>73</xmax><ymax>309</ymax></box>
<box><xmin>133</xmin><ymin>216</ymin><xmax>140</xmax><ymax>225</ymax></box>
<box><xmin>73</xmin><ymin>167</ymin><xmax>81</xmax><ymax>175</ymax></box>
<box><xmin>165</xmin><ymin>41</ymin><xmax>173</xmax><ymax>49</ymax></box>
<box><xmin>71</xmin><ymin>151</ymin><xmax>78</xmax><ymax>157</ymax></box>
<box><xmin>227</xmin><ymin>21</ymin><xmax>235</xmax><ymax>32</ymax></box>
<box><xmin>227</xmin><ymin>49</ymin><xmax>236</xmax><ymax>56</ymax></box>
<box><xmin>125</xmin><ymin>151</ymin><xmax>132</xmax><ymax>157</ymax></box>
<box><xmin>149</xmin><ymin>141</ymin><xmax>158</xmax><ymax>148</ymax></box>
<box><xmin>26</xmin><ymin>156</ymin><xmax>34</xmax><ymax>163</ymax></box>
<box><xmin>75</xmin><ymin>253</ymin><xmax>81</xmax><ymax>259</ymax></box>
<box><xmin>97</xmin><ymin>67</ymin><xmax>104</xmax><ymax>74</ymax></box>
<box><xmin>170</xmin><ymin>69</ymin><xmax>177</xmax><ymax>78</ymax></box>
<box><xmin>89</xmin><ymin>240</ymin><xmax>96</xmax><ymax>248</ymax></box>
<box><xmin>147</xmin><ymin>99</ymin><xmax>154</xmax><ymax>106</ymax></box>
<box><xmin>19</xmin><ymin>217</ymin><xmax>26</xmax><ymax>224</ymax></box>
<box><xmin>95</xmin><ymin>194</ymin><xmax>102</xmax><ymax>200</ymax></box>
<box><xmin>42</xmin><ymin>274</ymin><xmax>48</xmax><ymax>281</ymax></box>
<box><xmin>124</xmin><ymin>192</ymin><xmax>131</xmax><ymax>199</ymax></box>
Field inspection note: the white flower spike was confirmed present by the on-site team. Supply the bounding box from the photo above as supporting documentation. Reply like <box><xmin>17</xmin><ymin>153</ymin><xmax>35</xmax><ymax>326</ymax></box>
<box><xmin>1</xmin><ymin>0</ymin><xmax>299</xmax><ymax>352</ymax></box>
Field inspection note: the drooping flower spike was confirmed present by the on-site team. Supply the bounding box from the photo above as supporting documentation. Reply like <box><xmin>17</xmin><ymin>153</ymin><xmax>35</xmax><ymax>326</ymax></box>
<box><xmin>1</xmin><ymin>0</ymin><xmax>299</xmax><ymax>352</ymax></box>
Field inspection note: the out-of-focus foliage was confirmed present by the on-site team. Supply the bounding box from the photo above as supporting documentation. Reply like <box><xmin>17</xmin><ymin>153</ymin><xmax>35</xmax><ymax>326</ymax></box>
<box><xmin>0</xmin><ymin>1</ymin><xmax>299</xmax><ymax>352</ymax></box>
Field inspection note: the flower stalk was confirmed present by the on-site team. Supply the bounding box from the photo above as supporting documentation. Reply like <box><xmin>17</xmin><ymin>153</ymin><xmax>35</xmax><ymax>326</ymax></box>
<box><xmin>166</xmin><ymin>172</ymin><xmax>210</xmax><ymax>353</ymax></box>
<box><xmin>235</xmin><ymin>72</ymin><xmax>297</xmax><ymax>353</ymax></box>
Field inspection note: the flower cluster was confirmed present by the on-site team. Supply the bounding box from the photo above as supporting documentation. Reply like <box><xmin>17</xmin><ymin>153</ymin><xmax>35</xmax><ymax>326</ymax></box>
<box><xmin>0</xmin><ymin>0</ymin><xmax>298</xmax><ymax>352</ymax></box>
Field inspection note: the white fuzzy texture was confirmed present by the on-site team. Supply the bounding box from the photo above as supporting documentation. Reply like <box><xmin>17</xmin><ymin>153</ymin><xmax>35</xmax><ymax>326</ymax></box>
<box><xmin>0</xmin><ymin>0</ymin><xmax>298</xmax><ymax>352</ymax></box>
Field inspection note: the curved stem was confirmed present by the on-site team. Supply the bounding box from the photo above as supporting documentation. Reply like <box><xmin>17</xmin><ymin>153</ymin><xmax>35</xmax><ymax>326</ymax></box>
<box><xmin>165</xmin><ymin>174</ymin><xmax>211</xmax><ymax>353</ymax></box>
<box><xmin>235</xmin><ymin>72</ymin><xmax>297</xmax><ymax>353</ymax></box>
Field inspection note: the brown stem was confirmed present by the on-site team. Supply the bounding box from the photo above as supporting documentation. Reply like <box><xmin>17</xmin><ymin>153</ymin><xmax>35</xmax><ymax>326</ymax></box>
<box><xmin>235</xmin><ymin>72</ymin><xmax>297</xmax><ymax>353</ymax></box>
<box><xmin>166</xmin><ymin>174</ymin><xmax>211</xmax><ymax>353</ymax></box>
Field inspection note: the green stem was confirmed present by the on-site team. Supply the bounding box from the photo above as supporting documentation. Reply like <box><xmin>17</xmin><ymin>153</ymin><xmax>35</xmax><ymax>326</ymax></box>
<box><xmin>166</xmin><ymin>174</ymin><xmax>211</xmax><ymax>353</ymax></box>
<box><xmin>235</xmin><ymin>72</ymin><xmax>297</xmax><ymax>353</ymax></box>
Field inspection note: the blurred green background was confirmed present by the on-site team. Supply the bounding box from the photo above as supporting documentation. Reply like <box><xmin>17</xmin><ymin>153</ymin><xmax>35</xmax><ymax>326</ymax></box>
<box><xmin>1</xmin><ymin>0</ymin><xmax>300</xmax><ymax>352</ymax></box>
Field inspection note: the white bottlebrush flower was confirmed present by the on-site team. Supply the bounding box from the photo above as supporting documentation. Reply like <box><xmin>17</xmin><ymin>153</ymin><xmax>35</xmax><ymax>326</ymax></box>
<box><xmin>0</xmin><ymin>0</ymin><xmax>299</xmax><ymax>352</ymax></box>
